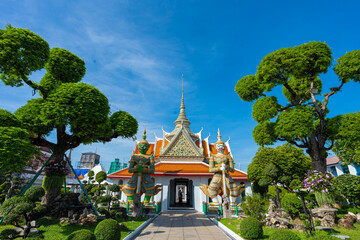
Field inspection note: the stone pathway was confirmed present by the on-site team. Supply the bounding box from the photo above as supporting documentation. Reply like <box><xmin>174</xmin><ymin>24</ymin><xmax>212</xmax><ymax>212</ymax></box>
<box><xmin>135</xmin><ymin>211</ymin><xmax>230</xmax><ymax>240</ymax></box>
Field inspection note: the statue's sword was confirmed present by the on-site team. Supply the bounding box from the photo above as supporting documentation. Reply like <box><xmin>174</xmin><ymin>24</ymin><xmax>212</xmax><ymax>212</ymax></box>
<box><xmin>221</xmin><ymin>162</ymin><xmax>227</xmax><ymax>196</ymax></box>
<box><xmin>136</xmin><ymin>172</ymin><xmax>142</xmax><ymax>194</ymax></box>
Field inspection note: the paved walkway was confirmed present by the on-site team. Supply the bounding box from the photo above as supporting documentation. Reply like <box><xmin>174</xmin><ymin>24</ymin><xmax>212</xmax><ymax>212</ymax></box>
<box><xmin>135</xmin><ymin>211</ymin><xmax>230</xmax><ymax>240</ymax></box>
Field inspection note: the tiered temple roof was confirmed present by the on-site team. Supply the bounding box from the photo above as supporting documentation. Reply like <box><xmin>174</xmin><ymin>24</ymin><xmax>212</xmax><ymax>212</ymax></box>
<box><xmin>108</xmin><ymin>81</ymin><xmax>247</xmax><ymax>180</ymax></box>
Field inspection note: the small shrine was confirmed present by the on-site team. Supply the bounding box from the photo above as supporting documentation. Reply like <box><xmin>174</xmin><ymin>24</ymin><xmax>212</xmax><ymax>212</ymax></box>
<box><xmin>107</xmin><ymin>81</ymin><xmax>251</xmax><ymax>213</ymax></box>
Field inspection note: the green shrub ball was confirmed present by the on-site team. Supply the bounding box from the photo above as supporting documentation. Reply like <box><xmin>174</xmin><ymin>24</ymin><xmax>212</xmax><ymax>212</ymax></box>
<box><xmin>67</xmin><ymin>229</ymin><xmax>95</xmax><ymax>240</ymax></box>
<box><xmin>240</xmin><ymin>217</ymin><xmax>263</xmax><ymax>239</ymax></box>
<box><xmin>94</xmin><ymin>219</ymin><xmax>121</xmax><ymax>240</ymax></box>
<box><xmin>269</xmin><ymin>229</ymin><xmax>300</xmax><ymax>240</ymax></box>
<box><xmin>281</xmin><ymin>193</ymin><xmax>303</xmax><ymax>217</ymax></box>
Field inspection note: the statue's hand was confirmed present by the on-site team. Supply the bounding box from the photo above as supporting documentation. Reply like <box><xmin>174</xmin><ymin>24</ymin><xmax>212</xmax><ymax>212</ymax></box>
<box><xmin>136</xmin><ymin>164</ymin><xmax>144</xmax><ymax>173</ymax></box>
<box><xmin>220</xmin><ymin>163</ymin><xmax>226</xmax><ymax>171</ymax></box>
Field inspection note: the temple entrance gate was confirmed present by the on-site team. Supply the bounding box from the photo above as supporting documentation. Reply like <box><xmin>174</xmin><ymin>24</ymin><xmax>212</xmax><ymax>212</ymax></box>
<box><xmin>169</xmin><ymin>178</ymin><xmax>193</xmax><ymax>208</ymax></box>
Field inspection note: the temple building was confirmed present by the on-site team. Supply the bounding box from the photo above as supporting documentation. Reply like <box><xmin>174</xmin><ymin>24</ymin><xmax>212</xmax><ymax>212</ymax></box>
<box><xmin>107</xmin><ymin>87</ymin><xmax>251</xmax><ymax>212</ymax></box>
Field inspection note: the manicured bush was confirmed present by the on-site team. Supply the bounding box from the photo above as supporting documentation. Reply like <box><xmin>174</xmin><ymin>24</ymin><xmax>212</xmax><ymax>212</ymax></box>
<box><xmin>95</xmin><ymin>171</ymin><xmax>107</xmax><ymax>184</ymax></box>
<box><xmin>0</xmin><ymin>228</ymin><xmax>19</xmax><ymax>239</ymax></box>
<box><xmin>94</xmin><ymin>218</ymin><xmax>121</xmax><ymax>240</ymax></box>
<box><xmin>24</xmin><ymin>186</ymin><xmax>45</xmax><ymax>202</ymax></box>
<box><xmin>67</xmin><ymin>229</ymin><xmax>95</xmax><ymax>240</ymax></box>
<box><xmin>240</xmin><ymin>217</ymin><xmax>263</xmax><ymax>239</ymax></box>
<box><xmin>269</xmin><ymin>229</ymin><xmax>300</xmax><ymax>240</ymax></box>
<box><xmin>242</xmin><ymin>193</ymin><xmax>266</xmax><ymax>221</ymax></box>
<box><xmin>281</xmin><ymin>193</ymin><xmax>303</xmax><ymax>217</ymax></box>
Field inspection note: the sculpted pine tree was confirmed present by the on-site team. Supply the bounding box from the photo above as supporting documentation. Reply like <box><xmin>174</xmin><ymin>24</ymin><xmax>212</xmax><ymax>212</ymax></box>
<box><xmin>247</xmin><ymin>144</ymin><xmax>311</xmax><ymax>206</ymax></box>
<box><xmin>235</xmin><ymin>42</ymin><xmax>360</xmax><ymax>172</ymax></box>
<box><xmin>0</xmin><ymin>25</ymin><xmax>138</xmax><ymax>204</ymax></box>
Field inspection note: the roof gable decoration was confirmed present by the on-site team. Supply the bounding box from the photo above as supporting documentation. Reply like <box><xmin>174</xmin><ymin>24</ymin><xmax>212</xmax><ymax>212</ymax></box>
<box><xmin>203</xmin><ymin>134</ymin><xmax>210</xmax><ymax>158</ymax></box>
<box><xmin>161</xmin><ymin>125</ymin><xmax>202</xmax><ymax>157</ymax></box>
<box><xmin>196</xmin><ymin>128</ymin><xmax>204</xmax><ymax>154</ymax></box>
<box><xmin>225</xmin><ymin>137</ymin><xmax>233</xmax><ymax>158</ymax></box>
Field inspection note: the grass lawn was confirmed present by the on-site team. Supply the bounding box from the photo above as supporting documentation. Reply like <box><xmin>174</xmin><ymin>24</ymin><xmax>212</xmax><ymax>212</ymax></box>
<box><xmin>219</xmin><ymin>218</ymin><xmax>360</xmax><ymax>240</ymax></box>
<box><xmin>0</xmin><ymin>216</ymin><xmax>147</xmax><ymax>239</ymax></box>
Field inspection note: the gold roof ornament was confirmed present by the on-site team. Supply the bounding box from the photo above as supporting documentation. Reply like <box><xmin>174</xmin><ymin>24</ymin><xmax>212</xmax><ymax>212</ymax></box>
<box><xmin>174</xmin><ymin>74</ymin><xmax>190</xmax><ymax>127</ymax></box>
<box><xmin>139</xmin><ymin>128</ymin><xmax>149</xmax><ymax>145</ymax></box>
<box><xmin>216</xmin><ymin>128</ymin><xmax>224</xmax><ymax>145</ymax></box>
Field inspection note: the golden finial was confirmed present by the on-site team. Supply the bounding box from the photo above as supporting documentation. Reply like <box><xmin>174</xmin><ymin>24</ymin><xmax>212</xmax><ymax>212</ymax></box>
<box><xmin>216</xmin><ymin>128</ymin><xmax>224</xmax><ymax>144</ymax></box>
<box><xmin>142</xmin><ymin>128</ymin><xmax>147</xmax><ymax>140</ymax></box>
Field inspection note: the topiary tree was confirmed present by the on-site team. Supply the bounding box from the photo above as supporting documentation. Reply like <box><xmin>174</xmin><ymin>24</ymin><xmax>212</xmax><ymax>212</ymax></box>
<box><xmin>247</xmin><ymin>143</ymin><xmax>311</xmax><ymax>206</ymax></box>
<box><xmin>280</xmin><ymin>193</ymin><xmax>303</xmax><ymax>218</ymax></box>
<box><xmin>0</xmin><ymin>109</ymin><xmax>36</xmax><ymax>204</ymax></box>
<box><xmin>0</xmin><ymin>186</ymin><xmax>46</xmax><ymax>239</ymax></box>
<box><xmin>241</xmin><ymin>193</ymin><xmax>266</xmax><ymax>221</ymax></box>
<box><xmin>235</xmin><ymin>41</ymin><xmax>360</xmax><ymax>172</ymax></box>
<box><xmin>239</xmin><ymin>217</ymin><xmax>263</xmax><ymax>240</ymax></box>
<box><xmin>0</xmin><ymin>228</ymin><xmax>18</xmax><ymax>240</ymax></box>
<box><xmin>67</xmin><ymin>229</ymin><xmax>96</xmax><ymax>240</ymax></box>
<box><xmin>94</xmin><ymin>218</ymin><xmax>121</xmax><ymax>240</ymax></box>
<box><xmin>95</xmin><ymin>171</ymin><xmax>107</xmax><ymax>186</ymax></box>
<box><xmin>0</xmin><ymin>25</ymin><xmax>138</xmax><ymax>205</ymax></box>
<box><xmin>332</xmin><ymin>174</ymin><xmax>360</xmax><ymax>207</ymax></box>
<box><xmin>0</xmin><ymin>174</ymin><xmax>23</xmax><ymax>204</ymax></box>
<box><xmin>269</xmin><ymin>229</ymin><xmax>300</xmax><ymax>240</ymax></box>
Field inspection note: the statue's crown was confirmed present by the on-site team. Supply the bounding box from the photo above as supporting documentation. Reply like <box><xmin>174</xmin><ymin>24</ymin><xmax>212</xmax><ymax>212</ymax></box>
<box><xmin>138</xmin><ymin>128</ymin><xmax>149</xmax><ymax>145</ymax></box>
<box><xmin>215</xmin><ymin>128</ymin><xmax>224</xmax><ymax>145</ymax></box>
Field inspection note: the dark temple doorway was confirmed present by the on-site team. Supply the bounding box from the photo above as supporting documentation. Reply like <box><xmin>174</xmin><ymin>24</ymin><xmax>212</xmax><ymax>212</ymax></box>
<box><xmin>169</xmin><ymin>178</ymin><xmax>193</xmax><ymax>208</ymax></box>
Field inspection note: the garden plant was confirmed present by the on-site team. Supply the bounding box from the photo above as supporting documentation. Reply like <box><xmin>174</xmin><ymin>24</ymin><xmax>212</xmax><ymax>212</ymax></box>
<box><xmin>0</xmin><ymin>25</ymin><xmax>139</xmax><ymax>205</ymax></box>
<box><xmin>235</xmin><ymin>41</ymin><xmax>360</xmax><ymax>172</ymax></box>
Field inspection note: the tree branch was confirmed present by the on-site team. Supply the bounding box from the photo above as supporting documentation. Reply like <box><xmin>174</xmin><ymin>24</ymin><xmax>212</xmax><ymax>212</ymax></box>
<box><xmin>67</xmin><ymin>135</ymin><xmax>82</xmax><ymax>149</ymax></box>
<box><xmin>322</xmin><ymin>80</ymin><xmax>345</xmax><ymax>112</ymax></box>
<box><xmin>283</xmin><ymin>82</ymin><xmax>299</xmax><ymax>105</ymax></box>
<box><xmin>277</xmin><ymin>137</ymin><xmax>307</xmax><ymax>148</ymax></box>
<box><xmin>309</xmin><ymin>77</ymin><xmax>322</xmax><ymax>115</ymax></box>
<box><xmin>30</xmin><ymin>136</ymin><xmax>56</xmax><ymax>150</ymax></box>
<box><xmin>22</xmin><ymin>78</ymin><xmax>48</xmax><ymax>99</ymax></box>
<box><xmin>13</xmin><ymin>223</ymin><xmax>24</xmax><ymax>229</ymax></box>
<box><xmin>324</xmin><ymin>139</ymin><xmax>335</xmax><ymax>151</ymax></box>
<box><xmin>279</xmin><ymin>103</ymin><xmax>296</xmax><ymax>111</ymax></box>
<box><xmin>98</xmin><ymin>133</ymin><xmax>118</xmax><ymax>142</ymax></box>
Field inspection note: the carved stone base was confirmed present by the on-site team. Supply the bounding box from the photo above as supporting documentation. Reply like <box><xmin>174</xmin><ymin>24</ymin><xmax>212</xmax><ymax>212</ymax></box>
<box><xmin>132</xmin><ymin>193</ymin><xmax>142</xmax><ymax>218</ymax></box>
<box><xmin>265</xmin><ymin>208</ymin><xmax>292</xmax><ymax>229</ymax></box>
<box><xmin>312</xmin><ymin>208</ymin><xmax>338</xmax><ymax>227</ymax></box>
<box><xmin>222</xmin><ymin>195</ymin><xmax>233</xmax><ymax>218</ymax></box>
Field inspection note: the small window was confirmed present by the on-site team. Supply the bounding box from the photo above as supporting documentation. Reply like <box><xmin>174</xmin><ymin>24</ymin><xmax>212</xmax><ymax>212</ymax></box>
<box><xmin>342</xmin><ymin>165</ymin><xmax>350</xmax><ymax>174</ymax></box>
<box><xmin>330</xmin><ymin>166</ymin><xmax>337</xmax><ymax>177</ymax></box>
<box><xmin>354</xmin><ymin>164</ymin><xmax>360</xmax><ymax>176</ymax></box>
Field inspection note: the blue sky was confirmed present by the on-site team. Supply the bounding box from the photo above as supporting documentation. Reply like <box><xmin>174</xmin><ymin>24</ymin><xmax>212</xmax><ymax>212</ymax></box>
<box><xmin>1</xmin><ymin>0</ymin><xmax>359</xmax><ymax>172</ymax></box>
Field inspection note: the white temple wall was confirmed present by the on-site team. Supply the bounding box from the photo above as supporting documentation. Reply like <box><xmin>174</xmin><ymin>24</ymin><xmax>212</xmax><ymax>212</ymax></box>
<box><xmin>114</xmin><ymin>177</ymin><xmax>251</xmax><ymax>212</ymax></box>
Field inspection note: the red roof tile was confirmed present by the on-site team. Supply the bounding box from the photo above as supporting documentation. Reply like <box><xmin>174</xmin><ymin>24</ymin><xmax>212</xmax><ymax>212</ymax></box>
<box><xmin>326</xmin><ymin>156</ymin><xmax>340</xmax><ymax>165</ymax></box>
<box><xmin>108</xmin><ymin>162</ymin><xmax>247</xmax><ymax>180</ymax></box>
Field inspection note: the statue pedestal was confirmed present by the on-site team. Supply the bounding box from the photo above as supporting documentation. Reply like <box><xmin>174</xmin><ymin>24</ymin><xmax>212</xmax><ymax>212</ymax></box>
<box><xmin>222</xmin><ymin>195</ymin><xmax>233</xmax><ymax>218</ymax></box>
<box><xmin>132</xmin><ymin>193</ymin><xmax>142</xmax><ymax>218</ymax></box>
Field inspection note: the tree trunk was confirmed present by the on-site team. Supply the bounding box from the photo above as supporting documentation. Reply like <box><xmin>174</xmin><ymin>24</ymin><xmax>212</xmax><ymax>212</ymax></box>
<box><xmin>5</xmin><ymin>179</ymin><xmax>15</xmax><ymax>201</ymax></box>
<box><xmin>309</xmin><ymin>152</ymin><xmax>327</xmax><ymax>172</ymax></box>
<box><xmin>41</xmin><ymin>175</ymin><xmax>64</xmax><ymax>205</ymax></box>
<box><xmin>275</xmin><ymin>185</ymin><xmax>282</xmax><ymax>208</ymax></box>
<box><xmin>307</xmin><ymin>135</ymin><xmax>328</xmax><ymax>172</ymax></box>
<box><xmin>41</xmin><ymin>152</ymin><xmax>68</xmax><ymax>205</ymax></box>
<box><xmin>41</xmin><ymin>187</ymin><xmax>61</xmax><ymax>205</ymax></box>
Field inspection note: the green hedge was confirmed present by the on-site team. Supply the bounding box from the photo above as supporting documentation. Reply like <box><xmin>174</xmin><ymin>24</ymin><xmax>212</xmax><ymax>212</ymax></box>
<box><xmin>67</xmin><ymin>229</ymin><xmax>95</xmax><ymax>240</ymax></box>
<box><xmin>94</xmin><ymin>219</ymin><xmax>121</xmax><ymax>240</ymax></box>
<box><xmin>240</xmin><ymin>217</ymin><xmax>263</xmax><ymax>239</ymax></box>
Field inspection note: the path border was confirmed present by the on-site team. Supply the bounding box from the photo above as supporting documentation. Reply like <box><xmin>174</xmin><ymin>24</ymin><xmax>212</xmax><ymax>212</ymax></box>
<box><xmin>123</xmin><ymin>215</ymin><xmax>158</xmax><ymax>240</ymax></box>
<box><xmin>211</xmin><ymin>218</ymin><xmax>244</xmax><ymax>240</ymax></box>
